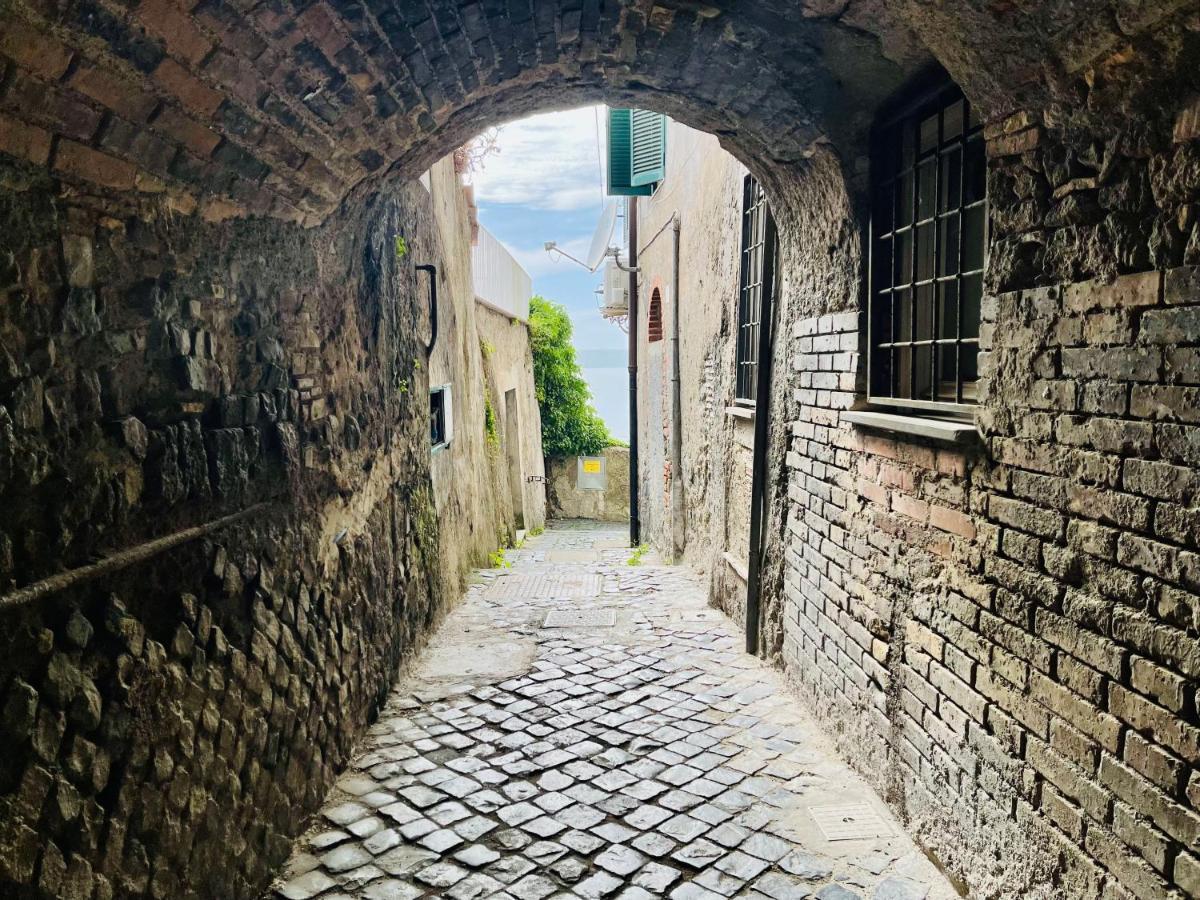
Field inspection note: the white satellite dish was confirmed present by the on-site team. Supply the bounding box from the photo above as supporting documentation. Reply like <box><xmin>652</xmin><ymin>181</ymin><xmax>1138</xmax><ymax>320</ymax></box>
<box><xmin>586</xmin><ymin>201</ymin><xmax>618</xmax><ymax>271</ymax></box>
<box><xmin>543</xmin><ymin>199</ymin><xmax>635</xmax><ymax>273</ymax></box>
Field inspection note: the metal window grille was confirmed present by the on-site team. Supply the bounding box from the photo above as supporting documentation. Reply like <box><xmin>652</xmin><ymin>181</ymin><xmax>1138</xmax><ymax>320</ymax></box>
<box><xmin>868</xmin><ymin>82</ymin><xmax>987</xmax><ymax>412</ymax></box>
<box><xmin>736</xmin><ymin>176</ymin><xmax>776</xmax><ymax>403</ymax></box>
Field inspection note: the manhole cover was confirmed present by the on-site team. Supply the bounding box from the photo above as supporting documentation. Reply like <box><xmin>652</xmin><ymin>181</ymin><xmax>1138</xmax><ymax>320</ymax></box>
<box><xmin>486</xmin><ymin>572</ymin><xmax>602</xmax><ymax>600</ymax></box>
<box><xmin>809</xmin><ymin>803</ymin><xmax>893</xmax><ymax>841</ymax></box>
<box><xmin>543</xmin><ymin>609</ymin><xmax>617</xmax><ymax>628</ymax></box>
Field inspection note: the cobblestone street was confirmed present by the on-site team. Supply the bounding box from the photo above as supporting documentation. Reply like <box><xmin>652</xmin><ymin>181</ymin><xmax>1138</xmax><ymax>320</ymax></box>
<box><xmin>271</xmin><ymin>522</ymin><xmax>957</xmax><ymax>900</ymax></box>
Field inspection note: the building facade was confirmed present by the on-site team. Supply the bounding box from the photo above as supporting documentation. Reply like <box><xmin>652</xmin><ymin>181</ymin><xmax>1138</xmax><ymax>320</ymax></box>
<box><xmin>629</xmin><ymin>121</ymin><xmax>760</xmax><ymax>622</ymax></box>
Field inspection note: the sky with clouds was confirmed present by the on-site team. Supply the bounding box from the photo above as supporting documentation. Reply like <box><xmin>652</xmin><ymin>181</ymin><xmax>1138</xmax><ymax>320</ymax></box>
<box><xmin>468</xmin><ymin>104</ymin><xmax>631</xmax><ymax>440</ymax></box>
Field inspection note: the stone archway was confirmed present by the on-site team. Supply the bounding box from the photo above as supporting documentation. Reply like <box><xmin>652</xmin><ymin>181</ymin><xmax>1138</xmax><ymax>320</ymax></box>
<box><xmin>4</xmin><ymin>2</ymin><xmax>1200</xmax><ymax>899</ymax></box>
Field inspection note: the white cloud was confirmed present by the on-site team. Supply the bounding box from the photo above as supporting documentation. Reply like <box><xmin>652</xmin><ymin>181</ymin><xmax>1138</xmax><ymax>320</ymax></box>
<box><xmin>469</xmin><ymin>105</ymin><xmax>607</xmax><ymax>212</ymax></box>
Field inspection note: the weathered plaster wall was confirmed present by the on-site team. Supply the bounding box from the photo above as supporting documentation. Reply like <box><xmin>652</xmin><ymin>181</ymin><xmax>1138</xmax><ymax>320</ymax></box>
<box><xmin>425</xmin><ymin>158</ymin><xmax>512</xmax><ymax>582</ymax></box>
<box><xmin>546</xmin><ymin>448</ymin><xmax>630</xmax><ymax>524</ymax></box>
<box><xmin>776</xmin><ymin>27</ymin><xmax>1200</xmax><ymax>900</ymax></box>
<box><xmin>633</xmin><ymin>122</ymin><xmax>753</xmax><ymax>606</ymax></box>
<box><xmin>474</xmin><ymin>301</ymin><xmax>546</xmax><ymax>536</ymax></box>
<box><xmin>0</xmin><ymin>149</ymin><xmax>520</xmax><ymax>898</ymax></box>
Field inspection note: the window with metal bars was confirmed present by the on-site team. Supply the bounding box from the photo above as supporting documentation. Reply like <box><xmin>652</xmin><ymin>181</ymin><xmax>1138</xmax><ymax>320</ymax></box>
<box><xmin>869</xmin><ymin>81</ymin><xmax>986</xmax><ymax>413</ymax></box>
<box><xmin>736</xmin><ymin>176</ymin><xmax>777</xmax><ymax>404</ymax></box>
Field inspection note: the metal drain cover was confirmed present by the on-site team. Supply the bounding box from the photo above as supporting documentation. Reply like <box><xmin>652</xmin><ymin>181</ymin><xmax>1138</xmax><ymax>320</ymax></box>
<box><xmin>809</xmin><ymin>803</ymin><xmax>894</xmax><ymax>841</ymax></box>
<box><xmin>543</xmin><ymin>609</ymin><xmax>617</xmax><ymax>628</ymax></box>
<box><xmin>486</xmin><ymin>572</ymin><xmax>603</xmax><ymax>600</ymax></box>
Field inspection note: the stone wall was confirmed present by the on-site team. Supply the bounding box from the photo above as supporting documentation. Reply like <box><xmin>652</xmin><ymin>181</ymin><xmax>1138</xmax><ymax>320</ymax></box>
<box><xmin>632</xmin><ymin>121</ymin><xmax>755</xmax><ymax>600</ymax></box>
<box><xmin>0</xmin><ymin>149</ymin><xmax>513</xmax><ymax>897</ymax></box>
<box><xmin>546</xmin><ymin>447</ymin><xmax>630</xmax><ymax>525</ymax></box>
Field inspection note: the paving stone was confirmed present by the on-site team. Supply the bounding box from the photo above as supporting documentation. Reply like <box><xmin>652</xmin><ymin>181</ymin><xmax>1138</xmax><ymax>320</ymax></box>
<box><xmin>363</xmin><ymin>829</ymin><xmax>402</xmax><ymax>855</ymax></box>
<box><xmin>779</xmin><ymin>851</ymin><xmax>834</xmax><ymax>881</ymax></box>
<box><xmin>561</xmin><ymin>829</ymin><xmax>607</xmax><ymax>854</ymax></box>
<box><xmin>751</xmin><ymin>871</ymin><xmax>813</xmax><ymax>899</ymax></box>
<box><xmin>659</xmin><ymin>815</ymin><xmax>708</xmax><ymax>843</ymax></box>
<box><xmin>278</xmin><ymin>870</ymin><xmax>338</xmax><ymax>899</ymax></box>
<box><xmin>671</xmin><ymin>838</ymin><xmax>725</xmax><ymax>868</ymax></box>
<box><xmin>814</xmin><ymin>886</ymin><xmax>861</xmax><ymax>900</ymax></box>
<box><xmin>375</xmin><ymin>845</ymin><xmax>438</xmax><ymax>876</ymax></box>
<box><xmin>742</xmin><ymin>832</ymin><xmax>791</xmax><ymax>862</ymax></box>
<box><xmin>595</xmin><ymin>844</ymin><xmax>647</xmax><ymax>877</ymax></box>
<box><xmin>872</xmin><ymin>877</ymin><xmax>929</xmax><ymax>900</ymax></box>
<box><xmin>576</xmin><ymin>870</ymin><xmax>626</xmax><ymax>898</ymax></box>
<box><xmin>632</xmin><ymin>831</ymin><xmax>677</xmax><ymax>857</ymax></box>
<box><xmin>633</xmin><ymin>861</ymin><xmax>681</xmax><ymax>892</ymax></box>
<box><xmin>551</xmin><ymin>856</ymin><xmax>588</xmax><ymax>882</ymax></box>
<box><xmin>447</xmin><ymin>873</ymin><xmax>505</xmax><ymax>899</ymax></box>
<box><xmin>715</xmin><ymin>849</ymin><xmax>768</xmax><ymax>880</ymax></box>
<box><xmin>325</xmin><ymin>803</ymin><xmax>372</xmax><ymax>826</ymax></box>
<box><xmin>359</xmin><ymin>879</ymin><xmax>423</xmax><ymax>900</ymax></box>
<box><xmin>414</xmin><ymin>860</ymin><xmax>469</xmax><ymax>887</ymax></box>
<box><xmin>455</xmin><ymin>843</ymin><xmax>501</xmax><ymax>867</ymax></box>
<box><xmin>694</xmin><ymin>866</ymin><xmax>746</xmax><ymax>896</ymax></box>
<box><xmin>321</xmin><ymin>844</ymin><xmax>373</xmax><ymax>873</ymax></box>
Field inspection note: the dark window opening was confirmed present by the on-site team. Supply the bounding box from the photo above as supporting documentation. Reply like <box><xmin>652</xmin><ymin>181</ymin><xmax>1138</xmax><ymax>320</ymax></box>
<box><xmin>648</xmin><ymin>290</ymin><xmax>664</xmax><ymax>342</ymax></box>
<box><xmin>736</xmin><ymin>175</ymin><xmax>777</xmax><ymax>404</ymax></box>
<box><xmin>430</xmin><ymin>386</ymin><xmax>448</xmax><ymax>448</ymax></box>
<box><xmin>869</xmin><ymin>81</ymin><xmax>986</xmax><ymax>411</ymax></box>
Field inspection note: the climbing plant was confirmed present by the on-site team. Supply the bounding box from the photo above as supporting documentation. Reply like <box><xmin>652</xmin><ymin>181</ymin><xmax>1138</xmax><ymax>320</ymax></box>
<box><xmin>528</xmin><ymin>295</ymin><xmax>616</xmax><ymax>457</ymax></box>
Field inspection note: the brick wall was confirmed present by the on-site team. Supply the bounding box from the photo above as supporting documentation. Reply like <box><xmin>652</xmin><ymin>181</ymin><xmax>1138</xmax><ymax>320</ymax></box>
<box><xmin>781</xmin><ymin>269</ymin><xmax>1200</xmax><ymax>898</ymax></box>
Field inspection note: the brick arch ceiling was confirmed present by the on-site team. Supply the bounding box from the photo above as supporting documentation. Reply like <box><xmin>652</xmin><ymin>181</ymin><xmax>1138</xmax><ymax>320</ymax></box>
<box><xmin>0</xmin><ymin>0</ymin><xmax>1185</xmax><ymax>225</ymax></box>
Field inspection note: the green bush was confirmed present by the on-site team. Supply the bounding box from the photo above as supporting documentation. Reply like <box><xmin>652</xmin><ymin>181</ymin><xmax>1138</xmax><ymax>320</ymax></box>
<box><xmin>528</xmin><ymin>296</ymin><xmax>616</xmax><ymax>456</ymax></box>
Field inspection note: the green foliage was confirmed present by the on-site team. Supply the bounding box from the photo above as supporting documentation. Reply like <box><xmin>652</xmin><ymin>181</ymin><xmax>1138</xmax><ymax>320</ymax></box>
<box><xmin>394</xmin><ymin>235</ymin><xmax>408</xmax><ymax>259</ymax></box>
<box><xmin>484</xmin><ymin>389</ymin><xmax>499</xmax><ymax>450</ymax></box>
<box><xmin>528</xmin><ymin>295</ymin><xmax>616</xmax><ymax>456</ymax></box>
<box><xmin>488</xmin><ymin>546</ymin><xmax>511</xmax><ymax>568</ymax></box>
<box><xmin>627</xmin><ymin>543</ymin><xmax>650</xmax><ymax>566</ymax></box>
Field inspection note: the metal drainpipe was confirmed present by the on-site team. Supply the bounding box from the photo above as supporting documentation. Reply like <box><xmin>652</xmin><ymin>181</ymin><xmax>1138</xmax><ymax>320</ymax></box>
<box><xmin>627</xmin><ymin>199</ymin><xmax>641</xmax><ymax>547</ymax></box>
<box><xmin>669</xmin><ymin>215</ymin><xmax>685</xmax><ymax>560</ymax></box>
<box><xmin>745</xmin><ymin>217</ymin><xmax>779</xmax><ymax>656</ymax></box>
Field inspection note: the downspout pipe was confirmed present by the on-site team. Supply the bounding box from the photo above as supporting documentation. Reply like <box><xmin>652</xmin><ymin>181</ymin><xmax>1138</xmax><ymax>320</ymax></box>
<box><xmin>416</xmin><ymin>264</ymin><xmax>438</xmax><ymax>354</ymax></box>
<box><xmin>745</xmin><ymin>217</ymin><xmax>779</xmax><ymax>656</ymax></box>
<box><xmin>669</xmin><ymin>215</ymin><xmax>685</xmax><ymax>560</ymax></box>
<box><xmin>627</xmin><ymin>199</ymin><xmax>641</xmax><ymax>547</ymax></box>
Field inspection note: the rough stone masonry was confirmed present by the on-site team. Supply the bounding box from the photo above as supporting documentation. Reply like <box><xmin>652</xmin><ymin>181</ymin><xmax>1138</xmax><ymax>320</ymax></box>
<box><xmin>2</xmin><ymin>2</ymin><xmax>1200</xmax><ymax>899</ymax></box>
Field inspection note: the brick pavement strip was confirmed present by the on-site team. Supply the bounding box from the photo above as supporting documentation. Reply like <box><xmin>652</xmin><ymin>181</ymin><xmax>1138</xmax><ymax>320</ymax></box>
<box><xmin>270</xmin><ymin>522</ymin><xmax>955</xmax><ymax>900</ymax></box>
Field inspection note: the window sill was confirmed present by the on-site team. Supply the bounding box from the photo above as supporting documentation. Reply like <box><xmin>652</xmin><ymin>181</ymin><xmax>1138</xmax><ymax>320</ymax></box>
<box><xmin>725</xmin><ymin>405</ymin><xmax>755</xmax><ymax>421</ymax></box>
<box><xmin>842</xmin><ymin>409</ymin><xmax>979</xmax><ymax>445</ymax></box>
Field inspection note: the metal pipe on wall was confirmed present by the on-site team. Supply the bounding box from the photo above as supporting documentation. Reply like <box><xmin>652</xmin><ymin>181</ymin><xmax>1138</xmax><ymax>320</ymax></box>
<box><xmin>669</xmin><ymin>215</ymin><xmax>685</xmax><ymax>560</ymax></box>
<box><xmin>627</xmin><ymin>199</ymin><xmax>641</xmax><ymax>547</ymax></box>
<box><xmin>745</xmin><ymin>216</ymin><xmax>779</xmax><ymax>656</ymax></box>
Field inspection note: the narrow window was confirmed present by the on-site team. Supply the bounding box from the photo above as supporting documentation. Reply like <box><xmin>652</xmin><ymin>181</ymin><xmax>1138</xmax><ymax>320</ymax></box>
<box><xmin>869</xmin><ymin>82</ymin><xmax>986</xmax><ymax>410</ymax></box>
<box><xmin>736</xmin><ymin>175</ymin><xmax>777</xmax><ymax>404</ymax></box>
<box><xmin>430</xmin><ymin>384</ymin><xmax>452</xmax><ymax>450</ymax></box>
<box><xmin>648</xmin><ymin>290</ymin><xmax>664</xmax><ymax>342</ymax></box>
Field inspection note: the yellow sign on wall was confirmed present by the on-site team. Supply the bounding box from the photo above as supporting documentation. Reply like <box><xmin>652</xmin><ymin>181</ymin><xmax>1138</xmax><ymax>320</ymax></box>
<box><xmin>582</xmin><ymin>459</ymin><xmax>602</xmax><ymax>474</ymax></box>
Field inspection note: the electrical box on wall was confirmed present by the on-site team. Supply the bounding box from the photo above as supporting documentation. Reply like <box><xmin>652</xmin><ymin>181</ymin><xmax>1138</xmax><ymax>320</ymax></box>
<box><xmin>576</xmin><ymin>456</ymin><xmax>607</xmax><ymax>491</ymax></box>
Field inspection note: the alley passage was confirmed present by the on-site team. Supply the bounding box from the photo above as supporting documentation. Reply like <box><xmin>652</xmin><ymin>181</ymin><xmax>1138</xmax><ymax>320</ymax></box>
<box><xmin>270</xmin><ymin>523</ymin><xmax>956</xmax><ymax>900</ymax></box>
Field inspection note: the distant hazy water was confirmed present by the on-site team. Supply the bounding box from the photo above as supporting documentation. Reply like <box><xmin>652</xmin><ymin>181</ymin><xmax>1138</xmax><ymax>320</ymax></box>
<box><xmin>582</xmin><ymin>367</ymin><xmax>629</xmax><ymax>442</ymax></box>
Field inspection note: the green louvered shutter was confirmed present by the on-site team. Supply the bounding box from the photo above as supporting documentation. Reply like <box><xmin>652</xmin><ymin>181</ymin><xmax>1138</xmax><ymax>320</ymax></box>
<box><xmin>630</xmin><ymin>109</ymin><xmax>667</xmax><ymax>187</ymax></box>
<box><xmin>607</xmin><ymin>108</ymin><xmax>657</xmax><ymax>196</ymax></box>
